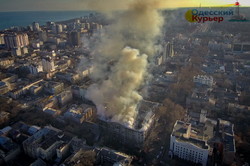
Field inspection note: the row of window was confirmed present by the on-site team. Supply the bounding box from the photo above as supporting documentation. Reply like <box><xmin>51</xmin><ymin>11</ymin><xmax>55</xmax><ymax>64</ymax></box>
<box><xmin>174</xmin><ymin>152</ymin><xmax>203</xmax><ymax>164</ymax></box>
<box><xmin>174</xmin><ymin>145</ymin><xmax>204</xmax><ymax>162</ymax></box>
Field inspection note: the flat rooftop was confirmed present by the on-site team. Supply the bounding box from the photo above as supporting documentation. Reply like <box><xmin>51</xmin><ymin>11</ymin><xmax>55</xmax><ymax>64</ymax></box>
<box><xmin>172</xmin><ymin>120</ymin><xmax>209</xmax><ymax>150</ymax></box>
<box><xmin>172</xmin><ymin>121</ymin><xmax>191</xmax><ymax>137</ymax></box>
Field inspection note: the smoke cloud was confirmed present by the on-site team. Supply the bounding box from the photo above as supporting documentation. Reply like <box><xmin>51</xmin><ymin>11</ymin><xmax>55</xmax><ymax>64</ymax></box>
<box><xmin>84</xmin><ymin>0</ymin><xmax>164</xmax><ymax>128</ymax></box>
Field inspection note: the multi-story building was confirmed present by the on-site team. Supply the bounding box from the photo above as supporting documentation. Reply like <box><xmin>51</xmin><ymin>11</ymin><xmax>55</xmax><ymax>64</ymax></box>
<box><xmin>32</xmin><ymin>22</ymin><xmax>40</xmax><ymax>31</ymax></box>
<box><xmin>0</xmin><ymin>111</ymin><xmax>10</xmax><ymax>124</ymax></box>
<box><xmin>43</xmin><ymin>107</ymin><xmax>61</xmax><ymax>117</ymax></box>
<box><xmin>23</xmin><ymin>126</ymin><xmax>73</xmax><ymax>161</ymax></box>
<box><xmin>170</xmin><ymin>117</ymin><xmax>236</xmax><ymax>166</ymax></box>
<box><xmin>81</xmin><ymin>66</ymin><xmax>93</xmax><ymax>77</ymax></box>
<box><xmin>71</xmin><ymin>84</ymin><xmax>89</xmax><ymax>100</ymax></box>
<box><xmin>38</xmin><ymin>31</ymin><xmax>47</xmax><ymax>42</ymax></box>
<box><xmin>57</xmin><ymin>90</ymin><xmax>73</xmax><ymax>106</ymax></box>
<box><xmin>69</xmin><ymin>31</ymin><xmax>81</xmax><ymax>47</ymax></box>
<box><xmin>0</xmin><ymin>81</ymin><xmax>9</xmax><ymax>95</ymax></box>
<box><xmin>46</xmin><ymin>21</ymin><xmax>55</xmax><ymax>30</ymax></box>
<box><xmin>215</xmin><ymin>119</ymin><xmax>236</xmax><ymax>165</ymax></box>
<box><xmin>4</xmin><ymin>33</ymin><xmax>29</xmax><ymax>49</ymax></box>
<box><xmin>56</xmin><ymin>24</ymin><xmax>63</xmax><ymax>34</ymax></box>
<box><xmin>1</xmin><ymin>74</ymin><xmax>17</xmax><ymax>86</ymax></box>
<box><xmin>95</xmin><ymin>147</ymin><xmax>132</xmax><ymax>166</ymax></box>
<box><xmin>98</xmin><ymin>100</ymin><xmax>158</xmax><ymax>150</ymax></box>
<box><xmin>0</xmin><ymin>136</ymin><xmax>21</xmax><ymax>163</ymax></box>
<box><xmin>42</xmin><ymin>57</ymin><xmax>55</xmax><ymax>73</ymax></box>
<box><xmin>43</xmin><ymin>81</ymin><xmax>64</xmax><ymax>95</ymax></box>
<box><xmin>56</xmin><ymin>72</ymin><xmax>81</xmax><ymax>83</ymax></box>
<box><xmin>186</xmin><ymin>90</ymin><xmax>210</xmax><ymax>109</ymax></box>
<box><xmin>163</xmin><ymin>42</ymin><xmax>174</xmax><ymax>62</ymax></box>
<box><xmin>169</xmin><ymin>121</ymin><xmax>209</xmax><ymax>166</ymax></box>
<box><xmin>51</xmin><ymin>24</ymin><xmax>57</xmax><ymax>34</ymax></box>
<box><xmin>29</xmin><ymin>84</ymin><xmax>43</xmax><ymax>95</ymax></box>
<box><xmin>63</xmin><ymin>104</ymin><xmax>94</xmax><ymax>123</ymax></box>
<box><xmin>188</xmin><ymin>109</ymin><xmax>208</xmax><ymax>124</ymax></box>
<box><xmin>193</xmin><ymin>75</ymin><xmax>214</xmax><ymax>87</ymax></box>
<box><xmin>0</xmin><ymin>34</ymin><xmax>5</xmax><ymax>45</ymax></box>
<box><xmin>233</xmin><ymin>43</ymin><xmax>250</xmax><ymax>52</ymax></box>
<box><xmin>9</xmin><ymin>79</ymin><xmax>43</xmax><ymax>99</ymax></box>
<box><xmin>36</xmin><ymin>96</ymin><xmax>58</xmax><ymax>110</ymax></box>
<box><xmin>27</xmin><ymin>63</ymin><xmax>43</xmax><ymax>75</ymax></box>
<box><xmin>9</xmin><ymin>47</ymin><xmax>28</xmax><ymax>56</ymax></box>
<box><xmin>0</xmin><ymin>59</ymin><xmax>14</xmax><ymax>68</ymax></box>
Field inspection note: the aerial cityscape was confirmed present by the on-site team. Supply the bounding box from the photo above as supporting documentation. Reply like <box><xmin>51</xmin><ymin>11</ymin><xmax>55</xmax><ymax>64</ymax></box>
<box><xmin>0</xmin><ymin>0</ymin><xmax>250</xmax><ymax>166</ymax></box>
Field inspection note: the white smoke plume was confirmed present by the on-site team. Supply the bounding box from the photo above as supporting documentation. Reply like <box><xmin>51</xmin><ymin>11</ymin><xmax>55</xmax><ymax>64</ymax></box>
<box><xmin>84</xmin><ymin>0</ymin><xmax>164</xmax><ymax>128</ymax></box>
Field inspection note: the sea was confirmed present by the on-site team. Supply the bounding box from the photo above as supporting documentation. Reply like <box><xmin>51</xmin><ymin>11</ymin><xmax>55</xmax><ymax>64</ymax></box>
<box><xmin>0</xmin><ymin>11</ymin><xmax>92</xmax><ymax>30</ymax></box>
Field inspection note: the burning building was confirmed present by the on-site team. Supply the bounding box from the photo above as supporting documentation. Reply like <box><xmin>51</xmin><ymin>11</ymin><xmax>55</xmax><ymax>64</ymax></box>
<box><xmin>98</xmin><ymin>100</ymin><xmax>159</xmax><ymax>149</ymax></box>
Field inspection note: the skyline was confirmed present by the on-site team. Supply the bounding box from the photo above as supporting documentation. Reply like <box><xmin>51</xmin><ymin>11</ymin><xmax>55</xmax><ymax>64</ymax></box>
<box><xmin>0</xmin><ymin>0</ymin><xmax>250</xmax><ymax>12</ymax></box>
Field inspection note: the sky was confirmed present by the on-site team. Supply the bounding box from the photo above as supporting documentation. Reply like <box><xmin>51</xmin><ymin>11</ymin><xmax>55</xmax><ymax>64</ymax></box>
<box><xmin>0</xmin><ymin>0</ymin><xmax>249</xmax><ymax>12</ymax></box>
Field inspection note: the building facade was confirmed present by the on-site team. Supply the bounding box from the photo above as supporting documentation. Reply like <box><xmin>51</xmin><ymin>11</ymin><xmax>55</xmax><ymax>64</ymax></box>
<box><xmin>169</xmin><ymin>121</ymin><xmax>209</xmax><ymax>166</ymax></box>
<box><xmin>4</xmin><ymin>33</ymin><xmax>29</xmax><ymax>49</ymax></box>
<box><xmin>163</xmin><ymin>42</ymin><xmax>174</xmax><ymax>62</ymax></box>
<box><xmin>42</xmin><ymin>57</ymin><xmax>55</xmax><ymax>72</ymax></box>
<box><xmin>99</xmin><ymin>107</ymin><xmax>156</xmax><ymax>149</ymax></box>
<box><xmin>69</xmin><ymin>31</ymin><xmax>81</xmax><ymax>47</ymax></box>
<box><xmin>32</xmin><ymin>22</ymin><xmax>40</xmax><ymax>32</ymax></box>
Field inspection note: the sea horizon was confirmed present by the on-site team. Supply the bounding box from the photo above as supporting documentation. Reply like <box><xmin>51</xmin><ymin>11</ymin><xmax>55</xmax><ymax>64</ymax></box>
<box><xmin>0</xmin><ymin>10</ymin><xmax>93</xmax><ymax>30</ymax></box>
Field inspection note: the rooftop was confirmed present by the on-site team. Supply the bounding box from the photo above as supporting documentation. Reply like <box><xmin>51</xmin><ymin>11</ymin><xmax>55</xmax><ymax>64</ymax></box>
<box><xmin>40</xmin><ymin>135</ymin><xmax>58</xmax><ymax>150</ymax></box>
<box><xmin>194</xmin><ymin>75</ymin><xmax>213</xmax><ymax>80</ymax></box>
<box><xmin>172</xmin><ymin>121</ymin><xmax>191</xmax><ymax>137</ymax></box>
<box><xmin>172</xmin><ymin>120</ymin><xmax>210</xmax><ymax>150</ymax></box>
<box><xmin>95</xmin><ymin>147</ymin><xmax>132</xmax><ymax>163</ymax></box>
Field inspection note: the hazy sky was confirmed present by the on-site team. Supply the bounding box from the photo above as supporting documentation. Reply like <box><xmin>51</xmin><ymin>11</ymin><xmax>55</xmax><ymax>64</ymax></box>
<box><xmin>0</xmin><ymin>0</ymin><xmax>249</xmax><ymax>12</ymax></box>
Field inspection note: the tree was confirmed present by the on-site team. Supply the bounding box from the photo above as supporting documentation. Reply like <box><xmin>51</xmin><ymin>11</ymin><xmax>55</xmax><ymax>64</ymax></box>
<box><xmin>156</xmin><ymin>98</ymin><xmax>186</xmax><ymax>128</ymax></box>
